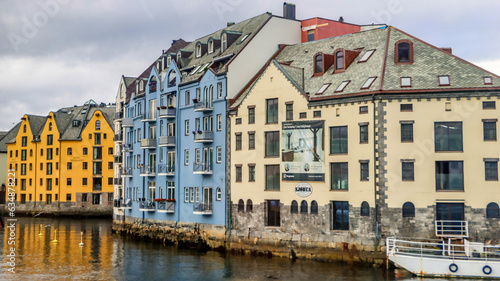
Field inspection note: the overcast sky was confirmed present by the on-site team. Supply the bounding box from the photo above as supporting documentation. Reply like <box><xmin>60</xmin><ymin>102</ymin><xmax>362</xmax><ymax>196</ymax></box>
<box><xmin>1</xmin><ymin>0</ymin><xmax>499</xmax><ymax>131</ymax></box>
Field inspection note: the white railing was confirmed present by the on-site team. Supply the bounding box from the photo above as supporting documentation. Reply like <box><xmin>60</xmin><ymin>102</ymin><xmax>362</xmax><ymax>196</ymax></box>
<box><xmin>435</xmin><ymin>220</ymin><xmax>468</xmax><ymax>238</ymax></box>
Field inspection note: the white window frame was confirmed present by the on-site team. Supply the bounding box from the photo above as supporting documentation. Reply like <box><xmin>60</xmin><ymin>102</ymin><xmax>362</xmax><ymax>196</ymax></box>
<box><xmin>184</xmin><ymin>187</ymin><xmax>189</xmax><ymax>202</ymax></box>
<box><xmin>217</xmin><ymin>146</ymin><xmax>222</xmax><ymax>163</ymax></box>
<box><xmin>185</xmin><ymin>120</ymin><xmax>189</xmax><ymax>136</ymax></box>
<box><xmin>217</xmin><ymin>114</ymin><xmax>222</xmax><ymax>131</ymax></box>
<box><xmin>184</xmin><ymin>149</ymin><xmax>189</xmax><ymax>165</ymax></box>
<box><xmin>217</xmin><ymin>82</ymin><xmax>223</xmax><ymax>98</ymax></box>
<box><xmin>189</xmin><ymin>187</ymin><xmax>194</xmax><ymax>202</ymax></box>
<box><xmin>195</xmin><ymin>187</ymin><xmax>200</xmax><ymax>202</ymax></box>
<box><xmin>216</xmin><ymin>187</ymin><xmax>222</xmax><ymax>201</ymax></box>
<box><xmin>167</xmin><ymin>181</ymin><xmax>175</xmax><ymax>200</ymax></box>
<box><xmin>195</xmin><ymin>148</ymin><xmax>201</xmax><ymax>164</ymax></box>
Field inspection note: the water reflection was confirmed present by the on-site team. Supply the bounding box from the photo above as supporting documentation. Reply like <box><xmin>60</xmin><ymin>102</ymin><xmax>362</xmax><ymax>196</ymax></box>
<box><xmin>0</xmin><ymin>217</ymin><xmax>478</xmax><ymax>281</ymax></box>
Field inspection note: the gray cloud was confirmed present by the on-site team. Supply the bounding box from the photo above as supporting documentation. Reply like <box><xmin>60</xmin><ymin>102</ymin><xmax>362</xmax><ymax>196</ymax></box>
<box><xmin>0</xmin><ymin>0</ymin><xmax>499</xmax><ymax>131</ymax></box>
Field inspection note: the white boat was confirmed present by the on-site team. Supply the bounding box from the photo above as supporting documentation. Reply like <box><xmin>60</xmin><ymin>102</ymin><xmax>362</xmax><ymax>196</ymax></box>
<box><xmin>387</xmin><ymin>220</ymin><xmax>500</xmax><ymax>278</ymax></box>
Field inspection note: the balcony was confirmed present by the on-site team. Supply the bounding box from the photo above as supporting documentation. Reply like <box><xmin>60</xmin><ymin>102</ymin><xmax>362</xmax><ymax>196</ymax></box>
<box><xmin>159</xmin><ymin>136</ymin><xmax>176</xmax><ymax>147</ymax></box>
<box><xmin>122</xmin><ymin>117</ymin><xmax>133</xmax><ymax>127</ymax></box>
<box><xmin>114</xmin><ymin>177</ymin><xmax>122</xmax><ymax>185</ymax></box>
<box><xmin>93</xmin><ymin>170</ymin><xmax>102</xmax><ymax>178</ymax></box>
<box><xmin>140</xmin><ymin>165</ymin><xmax>155</xmax><ymax>177</ymax></box>
<box><xmin>193</xmin><ymin>202</ymin><xmax>212</xmax><ymax>215</ymax></box>
<box><xmin>114</xmin><ymin>134</ymin><xmax>123</xmax><ymax>142</ymax></box>
<box><xmin>122</xmin><ymin>167</ymin><xmax>132</xmax><ymax>177</ymax></box>
<box><xmin>114</xmin><ymin>155</ymin><xmax>123</xmax><ymax>163</ymax></box>
<box><xmin>193</xmin><ymin>163</ymin><xmax>212</xmax><ymax>175</ymax></box>
<box><xmin>139</xmin><ymin>201</ymin><xmax>155</xmax><ymax>212</ymax></box>
<box><xmin>435</xmin><ymin>220</ymin><xmax>469</xmax><ymax>238</ymax></box>
<box><xmin>93</xmin><ymin>185</ymin><xmax>102</xmax><ymax>191</ymax></box>
<box><xmin>157</xmin><ymin>200</ymin><xmax>175</xmax><ymax>213</ymax></box>
<box><xmin>141</xmin><ymin>113</ymin><xmax>156</xmax><ymax>122</ymax></box>
<box><xmin>159</xmin><ymin>107</ymin><xmax>176</xmax><ymax>118</ymax></box>
<box><xmin>157</xmin><ymin>164</ymin><xmax>174</xmax><ymax>176</ymax></box>
<box><xmin>114</xmin><ymin>111</ymin><xmax>124</xmax><ymax>120</ymax></box>
<box><xmin>194</xmin><ymin>101</ymin><xmax>213</xmax><ymax>112</ymax></box>
<box><xmin>123</xmin><ymin>144</ymin><xmax>133</xmax><ymax>152</ymax></box>
<box><xmin>114</xmin><ymin>199</ymin><xmax>132</xmax><ymax>209</ymax></box>
<box><xmin>140</xmin><ymin>138</ymin><xmax>156</xmax><ymax>149</ymax></box>
<box><xmin>193</xmin><ymin>130</ymin><xmax>213</xmax><ymax>143</ymax></box>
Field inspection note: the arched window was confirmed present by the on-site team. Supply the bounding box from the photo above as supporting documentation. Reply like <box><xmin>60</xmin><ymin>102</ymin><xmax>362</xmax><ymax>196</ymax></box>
<box><xmin>402</xmin><ymin>202</ymin><xmax>415</xmax><ymax>217</ymax></box>
<box><xmin>216</xmin><ymin>187</ymin><xmax>222</xmax><ymax>201</ymax></box>
<box><xmin>300</xmin><ymin>200</ymin><xmax>308</xmax><ymax>214</ymax></box>
<box><xmin>176</xmin><ymin>51</ymin><xmax>181</xmax><ymax>63</ymax></box>
<box><xmin>396</xmin><ymin>40</ymin><xmax>413</xmax><ymax>64</ymax></box>
<box><xmin>149</xmin><ymin>76</ymin><xmax>157</xmax><ymax>92</ymax></box>
<box><xmin>49</xmin><ymin>122</ymin><xmax>52</xmax><ymax>131</ymax></box>
<box><xmin>311</xmin><ymin>200</ymin><xmax>318</xmax><ymax>214</ymax></box>
<box><xmin>291</xmin><ymin>200</ymin><xmax>298</xmax><ymax>214</ymax></box>
<box><xmin>487</xmin><ymin>202</ymin><xmax>500</xmax><ymax>218</ymax></box>
<box><xmin>361</xmin><ymin>201</ymin><xmax>370</xmax><ymax>217</ymax></box>
<box><xmin>314</xmin><ymin>54</ymin><xmax>323</xmax><ymax>73</ymax></box>
<box><xmin>168</xmin><ymin>71</ymin><xmax>176</xmax><ymax>87</ymax></box>
<box><xmin>246</xmin><ymin>199</ymin><xmax>253</xmax><ymax>212</ymax></box>
<box><xmin>196</xmin><ymin>43</ymin><xmax>202</xmax><ymax>58</ymax></box>
<box><xmin>23</xmin><ymin>124</ymin><xmax>27</xmax><ymax>133</ymax></box>
<box><xmin>336</xmin><ymin>51</ymin><xmax>344</xmax><ymax>70</ymax></box>
<box><xmin>95</xmin><ymin>120</ymin><xmax>101</xmax><ymax>130</ymax></box>
<box><xmin>238</xmin><ymin>199</ymin><xmax>244</xmax><ymax>212</ymax></box>
<box><xmin>221</xmin><ymin>33</ymin><xmax>227</xmax><ymax>52</ymax></box>
<box><xmin>208</xmin><ymin>39</ymin><xmax>214</xmax><ymax>54</ymax></box>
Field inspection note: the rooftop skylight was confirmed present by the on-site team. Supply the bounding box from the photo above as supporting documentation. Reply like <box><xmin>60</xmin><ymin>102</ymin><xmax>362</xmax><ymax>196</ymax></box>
<box><xmin>361</xmin><ymin>77</ymin><xmax>377</xmax><ymax>89</ymax></box>
<box><xmin>316</xmin><ymin>83</ymin><xmax>330</xmax><ymax>95</ymax></box>
<box><xmin>358</xmin><ymin>49</ymin><xmax>375</xmax><ymax>63</ymax></box>
<box><xmin>335</xmin><ymin>81</ymin><xmax>350</xmax><ymax>92</ymax></box>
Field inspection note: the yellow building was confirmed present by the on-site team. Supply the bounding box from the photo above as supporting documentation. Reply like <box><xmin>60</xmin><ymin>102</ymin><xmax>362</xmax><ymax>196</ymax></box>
<box><xmin>229</xmin><ymin>26</ymin><xmax>500</xmax><ymax>251</ymax></box>
<box><xmin>6</xmin><ymin>100</ymin><xmax>115</xmax><ymax>213</ymax></box>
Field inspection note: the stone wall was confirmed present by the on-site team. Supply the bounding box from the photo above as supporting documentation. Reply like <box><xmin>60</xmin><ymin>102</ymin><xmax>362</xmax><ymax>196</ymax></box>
<box><xmin>3</xmin><ymin>200</ymin><xmax>112</xmax><ymax>216</ymax></box>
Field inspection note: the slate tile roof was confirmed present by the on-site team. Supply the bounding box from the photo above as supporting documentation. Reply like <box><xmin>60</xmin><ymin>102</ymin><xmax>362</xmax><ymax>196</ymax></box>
<box><xmin>0</xmin><ymin>123</ymin><xmax>20</xmax><ymax>153</ymax></box>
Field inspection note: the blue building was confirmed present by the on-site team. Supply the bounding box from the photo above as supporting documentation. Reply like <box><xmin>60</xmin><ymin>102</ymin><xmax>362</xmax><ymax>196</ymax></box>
<box><xmin>115</xmin><ymin>11</ymin><xmax>301</xmax><ymax>229</ymax></box>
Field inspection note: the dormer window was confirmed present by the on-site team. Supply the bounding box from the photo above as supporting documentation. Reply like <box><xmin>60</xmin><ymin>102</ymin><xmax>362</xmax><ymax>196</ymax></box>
<box><xmin>314</xmin><ymin>54</ymin><xmax>323</xmax><ymax>73</ymax></box>
<box><xmin>484</xmin><ymin>76</ymin><xmax>493</xmax><ymax>85</ymax></box>
<box><xmin>335</xmin><ymin>51</ymin><xmax>344</xmax><ymax>70</ymax></box>
<box><xmin>166</xmin><ymin>56</ymin><xmax>171</xmax><ymax>67</ymax></box>
<box><xmin>208</xmin><ymin>39</ymin><xmax>214</xmax><ymax>54</ymax></box>
<box><xmin>395</xmin><ymin>40</ymin><xmax>413</xmax><ymax>64</ymax></box>
<box><xmin>221</xmin><ymin>33</ymin><xmax>227</xmax><ymax>52</ymax></box>
<box><xmin>139</xmin><ymin>80</ymin><xmax>144</xmax><ymax>91</ymax></box>
<box><xmin>168</xmin><ymin>71</ymin><xmax>176</xmax><ymax>87</ymax></box>
<box><xmin>176</xmin><ymin>51</ymin><xmax>181</xmax><ymax>63</ymax></box>
<box><xmin>196</xmin><ymin>44</ymin><xmax>202</xmax><ymax>58</ymax></box>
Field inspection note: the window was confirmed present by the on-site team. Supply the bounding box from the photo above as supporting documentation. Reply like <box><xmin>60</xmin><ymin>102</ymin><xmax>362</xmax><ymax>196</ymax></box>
<box><xmin>83</xmin><ymin>162</ymin><xmax>88</xmax><ymax>170</ymax></box>
<box><xmin>402</xmin><ymin>161</ymin><xmax>414</xmax><ymax>181</ymax></box>
<box><xmin>208</xmin><ymin>39</ymin><xmax>214</xmax><ymax>54</ymax></box>
<box><xmin>395</xmin><ymin>41</ymin><xmax>412</xmax><ymax>64</ymax></box>
<box><xmin>47</xmin><ymin>134</ymin><xmax>53</xmax><ymax>145</ymax></box>
<box><xmin>195</xmin><ymin>187</ymin><xmax>199</xmax><ymax>202</ymax></box>
<box><xmin>438</xmin><ymin>75</ymin><xmax>450</xmax><ymax>86</ymax></box>
<box><xmin>246</xmin><ymin>199</ymin><xmax>253</xmax><ymax>212</ymax></box>
<box><xmin>265</xmin><ymin>131</ymin><xmax>279</xmax><ymax>157</ymax></box>
<box><xmin>216</xmin><ymin>187</ymin><xmax>222</xmax><ymax>201</ymax></box>
<box><xmin>485</xmin><ymin>160</ymin><xmax>498</xmax><ymax>181</ymax></box>
<box><xmin>335</xmin><ymin>51</ymin><xmax>344</xmax><ymax>70</ymax></box>
<box><xmin>401</xmin><ymin>123</ymin><xmax>414</xmax><ymax>142</ymax></box>
<box><xmin>359</xmin><ymin>124</ymin><xmax>369</xmax><ymax>143</ymax></box>
<box><xmin>248</xmin><ymin>165</ymin><xmax>255</xmax><ymax>182</ymax></box>
<box><xmin>483</xmin><ymin>121</ymin><xmax>497</xmax><ymax>141</ymax></box>
<box><xmin>360</xmin><ymin>162</ymin><xmax>369</xmax><ymax>181</ymax></box>
<box><xmin>83</xmin><ymin>147</ymin><xmax>88</xmax><ymax>155</ymax></box>
<box><xmin>359</xmin><ymin>106</ymin><xmax>368</xmax><ymax>114</ymax></box>
<box><xmin>248</xmin><ymin>132</ymin><xmax>255</xmax><ymax>150</ymax></box>
<box><xmin>314</xmin><ymin>54</ymin><xmax>323</xmax><ymax>73</ymax></box>
<box><xmin>286</xmin><ymin>103</ymin><xmax>293</xmax><ymax>120</ymax></box>
<box><xmin>402</xmin><ymin>202</ymin><xmax>415</xmax><ymax>217</ymax></box>
<box><xmin>46</xmin><ymin>163</ymin><xmax>52</xmax><ymax>175</ymax></box>
<box><xmin>238</xmin><ymin>199</ymin><xmax>244</xmax><ymax>212</ymax></box>
<box><xmin>300</xmin><ymin>200</ymin><xmax>308</xmax><ymax>214</ymax></box>
<box><xmin>307</xmin><ymin>30</ymin><xmax>314</xmax><ymax>42</ymax></box>
<box><xmin>266</xmin><ymin>98</ymin><xmax>278</xmax><ymax>124</ymax></box>
<box><xmin>486</xmin><ymin>203</ymin><xmax>500</xmax><ymax>218</ymax></box>
<box><xmin>291</xmin><ymin>200</ymin><xmax>298</xmax><ymax>214</ymax></box>
<box><xmin>248</xmin><ymin>107</ymin><xmax>255</xmax><ymax>124</ymax></box>
<box><xmin>94</xmin><ymin>133</ymin><xmax>101</xmax><ymax>145</ymax></box>
<box><xmin>361</xmin><ymin>77</ymin><xmax>376</xmax><ymax>89</ymax></box>
<box><xmin>358</xmin><ymin>49</ymin><xmax>375</xmax><ymax>62</ymax></box>
<box><xmin>22</xmin><ymin>136</ymin><xmax>27</xmax><ymax>147</ymax></box>
<box><xmin>67</xmin><ymin>178</ymin><xmax>72</xmax><ymax>186</ymax></box>
<box><xmin>265</xmin><ymin>165</ymin><xmax>280</xmax><ymax>191</ymax></box>
<box><xmin>331</xmin><ymin>201</ymin><xmax>349</xmax><ymax>230</ymax></box>
<box><xmin>66</xmin><ymin>194</ymin><xmax>71</xmax><ymax>201</ymax></box>
<box><xmin>189</xmin><ymin>187</ymin><xmax>194</xmax><ymax>202</ymax></box>
<box><xmin>108</xmin><ymin>147</ymin><xmax>113</xmax><ymax>155</ymax></box>
<box><xmin>235</xmin><ymin>133</ymin><xmax>242</xmax><ymax>150</ymax></box>
<box><xmin>299</xmin><ymin>112</ymin><xmax>306</xmax><ymax>119</ymax></box>
<box><xmin>317</xmin><ymin>83</ymin><xmax>330</xmax><ymax>95</ymax></box>
<box><xmin>401</xmin><ymin>77</ymin><xmax>412</xmax><ymax>87</ymax></box>
<box><xmin>436</xmin><ymin>203</ymin><xmax>464</xmax><ymax>222</ymax></box>
<box><xmin>95</xmin><ymin>120</ymin><xmax>101</xmax><ymax>130</ymax></box>
<box><xmin>21</xmin><ymin>164</ymin><xmax>26</xmax><ymax>175</ymax></box>
<box><xmin>310</xmin><ymin>200</ymin><xmax>318</xmax><ymax>214</ymax></box>
<box><xmin>195</xmin><ymin>149</ymin><xmax>200</xmax><ymax>164</ymax></box>
<box><xmin>435</xmin><ymin>122</ymin><xmax>462</xmax><ymax>151</ymax></box>
<box><xmin>108</xmin><ymin>162</ymin><xmax>113</xmax><ymax>169</ymax></box>
<box><xmin>335</xmin><ymin>81</ymin><xmax>349</xmax><ymax>93</ymax></box>
<box><xmin>184</xmin><ymin>187</ymin><xmax>189</xmax><ymax>203</ymax></box>
<box><xmin>400</xmin><ymin>104</ymin><xmax>413</xmax><ymax>111</ymax></box>
<box><xmin>221</xmin><ymin>33</ymin><xmax>227</xmax><ymax>52</ymax></box>
<box><xmin>67</xmin><ymin>147</ymin><xmax>72</xmax><ymax>155</ymax></box>
<box><xmin>185</xmin><ymin>120</ymin><xmax>189</xmax><ymax>136</ymax></box>
<box><xmin>185</xmin><ymin>91</ymin><xmax>190</xmax><ymax>105</ymax></box>
<box><xmin>216</xmin><ymin>146</ymin><xmax>222</xmax><ymax>163</ymax></box>
<box><xmin>483</xmin><ymin>101</ymin><xmax>496</xmax><ymax>109</ymax></box>
<box><xmin>217</xmin><ymin>114</ymin><xmax>222</xmax><ymax>131</ymax></box>
<box><xmin>484</xmin><ymin>76</ymin><xmax>493</xmax><ymax>85</ymax></box>
<box><xmin>266</xmin><ymin>200</ymin><xmax>280</xmax><ymax>227</ymax></box>
<box><xmin>331</xmin><ymin>163</ymin><xmax>348</xmax><ymax>190</ymax></box>
<box><xmin>21</xmin><ymin>150</ymin><xmax>26</xmax><ymax>161</ymax></box>
<box><xmin>67</xmin><ymin>162</ymin><xmax>72</xmax><ymax>170</ymax></box>
<box><xmin>361</xmin><ymin>201</ymin><xmax>370</xmax><ymax>217</ymax></box>
<box><xmin>218</xmin><ymin>82</ymin><xmax>223</xmax><ymax>98</ymax></box>
<box><xmin>82</xmin><ymin>178</ymin><xmax>87</xmax><ymax>185</ymax></box>
<box><xmin>235</xmin><ymin>165</ymin><xmax>242</xmax><ymax>182</ymax></box>
<box><xmin>196</xmin><ymin>43</ymin><xmax>202</xmax><ymax>58</ymax></box>
<box><xmin>436</xmin><ymin>161</ymin><xmax>464</xmax><ymax>191</ymax></box>
<box><xmin>313</xmin><ymin>110</ymin><xmax>321</xmax><ymax>117</ymax></box>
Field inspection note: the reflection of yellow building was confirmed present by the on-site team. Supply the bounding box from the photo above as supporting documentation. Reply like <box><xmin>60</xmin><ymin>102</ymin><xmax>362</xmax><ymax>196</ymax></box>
<box><xmin>5</xmin><ymin>100</ymin><xmax>115</xmax><ymax>211</ymax></box>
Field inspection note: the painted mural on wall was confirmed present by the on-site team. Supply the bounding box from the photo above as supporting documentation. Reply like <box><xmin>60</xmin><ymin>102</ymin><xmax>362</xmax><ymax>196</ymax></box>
<box><xmin>282</xmin><ymin>120</ymin><xmax>324</xmax><ymax>181</ymax></box>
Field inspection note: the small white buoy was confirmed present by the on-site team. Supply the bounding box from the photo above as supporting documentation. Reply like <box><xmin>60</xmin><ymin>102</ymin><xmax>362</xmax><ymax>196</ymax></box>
<box><xmin>79</xmin><ymin>231</ymin><xmax>84</xmax><ymax>247</ymax></box>
<box><xmin>53</xmin><ymin>229</ymin><xmax>58</xmax><ymax>243</ymax></box>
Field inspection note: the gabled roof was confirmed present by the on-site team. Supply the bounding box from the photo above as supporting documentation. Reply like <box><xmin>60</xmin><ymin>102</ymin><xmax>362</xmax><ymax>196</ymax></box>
<box><xmin>0</xmin><ymin>123</ymin><xmax>20</xmax><ymax>152</ymax></box>
<box><xmin>27</xmin><ymin>115</ymin><xmax>47</xmax><ymax>138</ymax></box>
<box><xmin>59</xmin><ymin>104</ymin><xmax>115</xmax><ymax>141</ymax></box>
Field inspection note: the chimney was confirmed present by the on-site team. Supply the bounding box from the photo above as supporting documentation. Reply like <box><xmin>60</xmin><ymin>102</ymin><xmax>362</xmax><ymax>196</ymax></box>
<box><xmin>171</xmin><ymin>39</ymin><xmax>177</xmax><ymax>46</ymax></box>
<box><xmin>339</xmin><ymin>16</ymin><xmax>344</xmax><ymax>23</ymax></box>
<box><xmin>283</xmin><ymin>2</ymin><xmax>296</xmax><ymax>20</ymax></box>
<box><xmin>227</xmin><ymin>22</ymin><xmax>235</xmax><ymax>27</ymax></box>
<box><xmin>440</xmin><ymin>47</ymin><xmax>452</xmax><ymax>54</ymax></box>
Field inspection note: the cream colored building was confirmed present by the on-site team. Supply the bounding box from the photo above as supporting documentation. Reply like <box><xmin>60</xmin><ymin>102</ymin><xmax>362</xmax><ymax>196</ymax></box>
<box><xmin>229</xmin><ymin>26</ymin><xmax>500</xmax><ymax>250</ymax></box>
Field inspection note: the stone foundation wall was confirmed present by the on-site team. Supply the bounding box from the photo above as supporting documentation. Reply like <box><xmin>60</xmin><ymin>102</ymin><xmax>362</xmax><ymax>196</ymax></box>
<box><xmin>2</xmin><ymin>201</ymin><xmax>112</xmax><ymax>216</ymax></box>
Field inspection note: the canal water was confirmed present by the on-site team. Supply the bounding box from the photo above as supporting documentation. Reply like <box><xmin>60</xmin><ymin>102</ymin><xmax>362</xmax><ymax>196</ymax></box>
<box><xmin>0</xmin><ymin>217</ymin><xmax>480</xmax><ymax>281</ymax></box>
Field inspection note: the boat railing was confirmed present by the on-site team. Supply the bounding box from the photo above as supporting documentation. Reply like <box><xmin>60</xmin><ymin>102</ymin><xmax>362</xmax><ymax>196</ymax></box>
<box><xmin>387</xmin><ymin>237</ymin><xmax>500</xmax><ymax>261</ymax></box>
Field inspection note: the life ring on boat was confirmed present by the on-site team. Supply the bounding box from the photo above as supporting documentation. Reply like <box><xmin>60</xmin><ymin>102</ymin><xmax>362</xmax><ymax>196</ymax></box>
<box><xmin>449</xmin><ymin>263</ymin><xmax>458</xmax><ymax>273</ymax></box>
<box><xmin>483</xmin><ymin>265</ymin><xmax>492</xmax><ymax>275</ymax></box>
